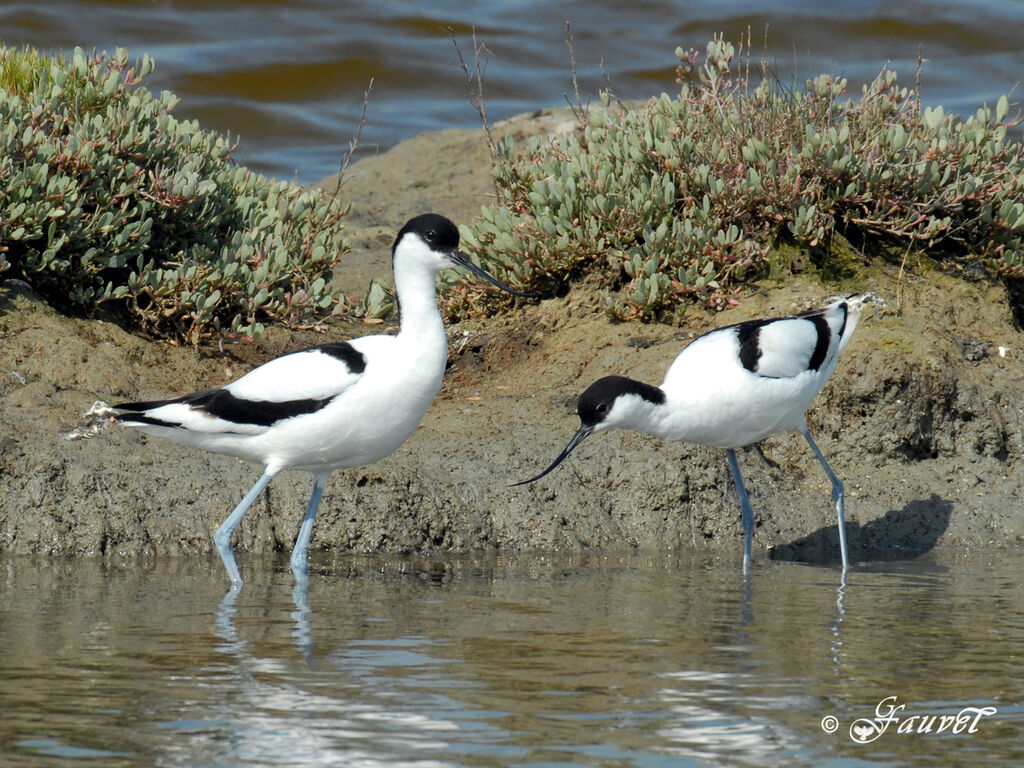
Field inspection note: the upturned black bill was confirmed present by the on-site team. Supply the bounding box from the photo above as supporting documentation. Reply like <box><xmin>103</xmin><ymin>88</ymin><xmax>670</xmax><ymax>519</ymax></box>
<box><xmin>511</xmin><ymin>424</ymin><xmax>594</xmax><ymax>486</ymax></box>
<box><xmin>451</xmin><ymin>250</ymin><xmax>548</xmax><ymax>299</ymax></box>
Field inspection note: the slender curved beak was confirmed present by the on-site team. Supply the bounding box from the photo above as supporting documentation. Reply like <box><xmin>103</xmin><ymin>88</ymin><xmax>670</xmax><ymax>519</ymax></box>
<box><xmin>511</xmin><ymin>424</ymin><xmax>594</xmax><ymax>486</ymax></box>
<box><xmin>449</xmin><ymin>250</ymin><xmax>550</xmax><ymax>299</ymax></box>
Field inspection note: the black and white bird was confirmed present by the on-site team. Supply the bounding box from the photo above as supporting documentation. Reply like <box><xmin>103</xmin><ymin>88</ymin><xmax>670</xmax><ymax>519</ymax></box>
<box><xmin>517</xmin><ymin>293</ymin><xmax>881</xmax><ymax>572</ymax></box>
<box><xmin>115</xmin><ymin>214</ymin><xmax>537</xmax><ymax>586</ymax></box>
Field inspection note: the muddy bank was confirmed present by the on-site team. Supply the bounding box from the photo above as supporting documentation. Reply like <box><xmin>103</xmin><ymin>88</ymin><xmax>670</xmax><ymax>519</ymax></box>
<box><xmin>1</xmin><ymin>111</ymin><xmax>1023</xmax><ymax>568</ymax></box>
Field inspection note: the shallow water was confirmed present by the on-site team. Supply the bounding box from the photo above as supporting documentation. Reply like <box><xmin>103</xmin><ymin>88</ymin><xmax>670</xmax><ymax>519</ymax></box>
<box><xmin>1</xmin><ymin>0</ymin><xmax>1021</xmax><ymax>182</ymax></box>
<box><xmin>1</xmin><ymin>550</ymin><xmax>1022</xmax><ymax>766</ymax></box>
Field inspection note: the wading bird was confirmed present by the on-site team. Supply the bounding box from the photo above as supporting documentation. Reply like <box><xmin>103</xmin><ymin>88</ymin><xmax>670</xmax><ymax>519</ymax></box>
<box><xmin>517</xmin><ymin>293</ymin><xmax>881</xmax><ymax>572</ymax></box>
<box><xmin>116</xmin><ymin>214</ymin><xmax>537</xmax><ymax>586</ymax></box>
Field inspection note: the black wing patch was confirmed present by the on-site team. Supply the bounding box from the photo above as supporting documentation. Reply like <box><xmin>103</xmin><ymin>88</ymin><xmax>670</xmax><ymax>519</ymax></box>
<box><xmin>805</xmin><ymin>314</ymin><xmax>832</xmax><ymax>371</ymax></box>
<box><xmin>736</xmin><ymin>319</ymin><xmax>769</xmax><ymax>373</ymax></box>
<box><xmin>181</xmin><ymin>388</ymin><xmax>334</xmax><ymax>427</ymax></box>
<box><xmin>116</xmin><ymin>387</ymin><xmax>334</xmax><ymax>428</ymax></box>
<box><xmin>796</xmin><ymin>301</ymin><xmax>847</xmax><ymax>371</ymax></box>
<box><xmin>313</xmin><ymin>341</ymin><xmax>367</xmax><ymax>374</ymax></box>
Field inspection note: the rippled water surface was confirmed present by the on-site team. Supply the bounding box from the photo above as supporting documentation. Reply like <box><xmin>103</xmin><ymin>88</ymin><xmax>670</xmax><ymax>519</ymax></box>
<box><xmin>1</xmin><ymin>551</ymin><xmax>1022</xmax><ymax>766</ymax></box>
<box><xmin>2</xmin><ymin>1</ymin><xmax>1021</xmax><ymax>182</ymax></box>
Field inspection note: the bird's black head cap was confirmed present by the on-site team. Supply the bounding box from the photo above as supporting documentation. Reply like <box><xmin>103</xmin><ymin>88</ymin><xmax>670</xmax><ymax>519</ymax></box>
<box><xmin>394</xmin><ymin>213</ymin><xmax>460</xmax><ymax>255</ymax></box>
<box><xmin>578</xmin><ymin>375</ymin><xmax>665</xmax><ymax>427</ymax></box>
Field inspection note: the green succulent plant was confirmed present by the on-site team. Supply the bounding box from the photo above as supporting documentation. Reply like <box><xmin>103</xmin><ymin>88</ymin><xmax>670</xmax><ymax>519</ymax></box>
<box><xmin>443</xmin><ymin>35</ymin><xmax>1024</xmax><ymax>322</ymax></box>
<box><xmin>0</xmin><ymin>45</ymin><xmax>351</xmax><ymax>344</ymax></box>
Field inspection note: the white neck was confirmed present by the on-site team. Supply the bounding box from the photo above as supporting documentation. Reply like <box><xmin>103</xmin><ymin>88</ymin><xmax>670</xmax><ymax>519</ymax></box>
<box><xmin>390</xmin><ymin>244</ymin><xmax>448</xmax><ymax>382</ymax></box>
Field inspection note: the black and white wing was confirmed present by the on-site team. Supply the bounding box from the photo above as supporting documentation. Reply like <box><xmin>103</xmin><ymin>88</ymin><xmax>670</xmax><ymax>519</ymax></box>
<box><xmin>734</xmin><ymin>298</ymin><xmax>851</xmax><ymax>379</ymax></box>
<box><xmin>665</xmin><ymin>294</ymin><xmax>872</xmax><ymax>390</ymax></box>
<box><xmin>115</xmin><ymin>341</ymin><xmax>368</xmax><ymax>434</ymax></box>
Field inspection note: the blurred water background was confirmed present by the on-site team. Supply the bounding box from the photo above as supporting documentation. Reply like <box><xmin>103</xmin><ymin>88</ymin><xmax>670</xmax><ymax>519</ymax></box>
<box><xmin>2</xmin><ymin>0</ymin><xmax>1021</xmax><ymax>184</ymax></box>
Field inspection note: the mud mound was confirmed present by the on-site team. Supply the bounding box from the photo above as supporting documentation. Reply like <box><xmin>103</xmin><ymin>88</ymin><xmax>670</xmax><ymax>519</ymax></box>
<box><xmin>2</xmin><ymin>113</ymin><xmax>1022</xmax><ymax>565</ymax></box>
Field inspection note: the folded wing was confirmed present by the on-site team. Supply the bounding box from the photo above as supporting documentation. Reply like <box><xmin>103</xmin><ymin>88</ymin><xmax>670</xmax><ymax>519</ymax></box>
<box><xmin>115</xmin><ymin>341</ymin><xmax>367</xmax><ymax>435</ymax></box>
<box><xmin>737</xmin><ymin>300</ymin><xmax>849</xmax><ymax>379</ymax></box>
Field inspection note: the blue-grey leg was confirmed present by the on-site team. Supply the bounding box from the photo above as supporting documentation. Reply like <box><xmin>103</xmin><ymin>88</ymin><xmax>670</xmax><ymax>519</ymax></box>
<box><xmin>801</xmin><ymin>428</ymin><xmax>849</xmax><ymax>570</ymax></box>
<box><xmin>725</xmin><ymin>449</ymin><xmax>755</xmax><ymax>575</ymax></box>
<box><xmin>290</xmin><ymin>472</ymin><xmax>330</xmax><ymax>583</ymax></box>
<box><xmin>213</xmin><ymin>469</ymin><xmax>277</xmax><ymax>586</ymax></box>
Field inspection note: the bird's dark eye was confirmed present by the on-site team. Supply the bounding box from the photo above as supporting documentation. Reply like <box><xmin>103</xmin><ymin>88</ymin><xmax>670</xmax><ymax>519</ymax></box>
<box><xmin>424</xmin><ymin>229</ymin><xmax>436</xmax><ymax>242</ymax></box>
<box><xmin>596</xmin><ymin>402</ymin><xmax>609</xmax><ymax>415</ymax></box>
